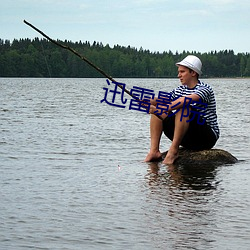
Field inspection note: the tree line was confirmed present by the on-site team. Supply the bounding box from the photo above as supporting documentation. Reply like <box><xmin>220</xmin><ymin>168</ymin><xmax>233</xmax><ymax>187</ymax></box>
<box><xmin>0</xmin><ymin>38</ymin><xmax>250</xmax><ymax>78</ymax></box>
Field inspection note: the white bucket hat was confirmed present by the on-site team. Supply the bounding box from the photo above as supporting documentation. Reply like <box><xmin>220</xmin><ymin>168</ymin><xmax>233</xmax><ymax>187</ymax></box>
<box><xmin>176</xmin><ymin>55</ymin><xmax>202</xmax><ymax>75</ymax></box>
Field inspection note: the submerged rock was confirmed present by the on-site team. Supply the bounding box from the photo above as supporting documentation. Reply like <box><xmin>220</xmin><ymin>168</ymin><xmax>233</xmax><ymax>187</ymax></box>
<box><xmin>161</xmin><ymin>148</ymin><xmax>238</xmax><ymax>166</ymax></box>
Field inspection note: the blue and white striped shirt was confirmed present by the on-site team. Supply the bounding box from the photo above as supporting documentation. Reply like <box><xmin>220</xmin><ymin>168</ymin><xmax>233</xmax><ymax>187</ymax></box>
<box><xmin>169</xmin><ymin>80</ymin><xmax>220</xmax><ymax>139</ymax></box>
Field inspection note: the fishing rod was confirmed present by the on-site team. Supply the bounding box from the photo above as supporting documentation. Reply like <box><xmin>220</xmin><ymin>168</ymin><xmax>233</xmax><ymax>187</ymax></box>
<box><xmin>23</xmin><ymin>20</ymin><xmax>133</xmax><ymax>94</ymax></box>
<box><xmin>23</xmin><ymin>20</ymin><xmax>162</xmax><ymax>120</ymax></box>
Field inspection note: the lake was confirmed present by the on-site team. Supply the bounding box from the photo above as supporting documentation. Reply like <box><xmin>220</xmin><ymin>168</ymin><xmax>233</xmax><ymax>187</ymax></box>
<box><xmin>1</xmin><ymin>78</ymin><xmax>250</xmax><ymax>249</ymax></box>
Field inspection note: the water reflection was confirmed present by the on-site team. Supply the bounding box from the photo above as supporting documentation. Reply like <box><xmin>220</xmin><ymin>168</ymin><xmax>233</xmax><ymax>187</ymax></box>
<box><xmin>144</xmin><ymin>162</ymin><xmax>220</xmax><ymax>249</ymax></box>
<box><xmin>147</xmin><ymin>162</ymin><xmax>219</xmax><ymax>191</ymax></box>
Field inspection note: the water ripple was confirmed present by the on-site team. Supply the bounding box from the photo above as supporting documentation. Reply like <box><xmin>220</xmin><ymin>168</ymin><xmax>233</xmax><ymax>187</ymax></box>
<box><xmin>0</xmin><ymin>78</ymin><xmax>250</xmax><ymax>250</ymax></box>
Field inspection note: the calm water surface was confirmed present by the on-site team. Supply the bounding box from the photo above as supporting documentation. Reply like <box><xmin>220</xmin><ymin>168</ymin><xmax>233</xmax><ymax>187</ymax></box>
<box><xmin>0</xmin><ymin>78</ymin><xmax>250</xmax><ymax>250</ymax></box>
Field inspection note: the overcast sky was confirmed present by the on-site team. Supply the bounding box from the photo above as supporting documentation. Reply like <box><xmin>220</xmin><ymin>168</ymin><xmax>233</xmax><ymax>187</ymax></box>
<box><xmin>1</xmin><ymin>0</ymin><xmax>249</xmax><ymax>53</ymax></box>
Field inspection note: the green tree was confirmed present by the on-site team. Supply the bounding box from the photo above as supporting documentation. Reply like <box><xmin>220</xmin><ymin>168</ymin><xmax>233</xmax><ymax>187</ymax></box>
<box><xmin>244</xmin><ymin>56</ymin><xmax>250</xmax><ymax>76</ymax></box>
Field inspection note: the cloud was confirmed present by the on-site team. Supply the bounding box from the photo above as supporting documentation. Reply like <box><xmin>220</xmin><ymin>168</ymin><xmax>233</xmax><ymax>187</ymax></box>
<box><xmin>1</xmin><ymin>0</ymin><xmax>250</xmax><ymax>53</ymax></box>
<box><xmin>79</xmin><ymin>3</ymin><xmax>89</xmax><ymax>10</ymax></box>
<box><xmin>133</xmin><ymin>0</ymin><xmax>167</xmax><ymax>5</ymax></box>
<box><xmin>199</xmin><ymin>0</ymin><xmax>250</xmax><ymax>10</ymax></box>
<box><xmin>206</xmin><ymin>0</ymin><xmax>237</xmax><ymax>4</ymax></box>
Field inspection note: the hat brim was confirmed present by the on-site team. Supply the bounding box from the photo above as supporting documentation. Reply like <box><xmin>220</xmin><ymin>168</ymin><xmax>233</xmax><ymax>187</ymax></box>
<box><xmin>176</xmin><ymin>62</ymin><xmax>202</xmax><ymax>75</ymax></box>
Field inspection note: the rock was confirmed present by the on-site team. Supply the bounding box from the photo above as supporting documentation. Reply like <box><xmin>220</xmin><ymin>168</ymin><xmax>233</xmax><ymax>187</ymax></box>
<box><xmin>161</xmin><ymin>148</ymin><xmax>238</xmax><ymax>166</ymax></box>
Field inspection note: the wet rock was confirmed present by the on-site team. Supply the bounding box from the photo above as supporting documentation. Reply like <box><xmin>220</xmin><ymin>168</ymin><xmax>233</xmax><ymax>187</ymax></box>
<box><xmin>162</xmin><ymin>148</ymin><xmax>238</xmax><ymax>166</ymax></box>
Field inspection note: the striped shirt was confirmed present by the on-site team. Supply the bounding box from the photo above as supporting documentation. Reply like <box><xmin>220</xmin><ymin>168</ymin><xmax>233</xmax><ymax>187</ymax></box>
<box><xmin>169</xmin><ymin>80</ymin><xmax>220</xmax><ymax>139</ymax></box>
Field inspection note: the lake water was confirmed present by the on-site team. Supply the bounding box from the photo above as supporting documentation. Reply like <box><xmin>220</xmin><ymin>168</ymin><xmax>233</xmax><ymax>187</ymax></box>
<box><xmin>1</xmin><ymin>78</ymin><xmax>250</xmax><ymax>250</ymax></box>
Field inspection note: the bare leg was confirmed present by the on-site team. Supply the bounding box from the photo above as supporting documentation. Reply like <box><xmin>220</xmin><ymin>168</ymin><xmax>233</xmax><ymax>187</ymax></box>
<box><xmin>163</xmin><ymin>108</ymin><xmax>190</xmax><ymax>165</ymax></box>
<box><xmin>144</xmin><ymin>115</ymin><xmax>163</xmax><ymax>162</ymax></box>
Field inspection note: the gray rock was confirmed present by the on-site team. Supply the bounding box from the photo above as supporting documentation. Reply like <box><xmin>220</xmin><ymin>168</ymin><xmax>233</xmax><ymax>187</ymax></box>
<box><xmin>161</xmin><ymin>148</ymin><xmax>238</xmax><ymax>166</ymax></box>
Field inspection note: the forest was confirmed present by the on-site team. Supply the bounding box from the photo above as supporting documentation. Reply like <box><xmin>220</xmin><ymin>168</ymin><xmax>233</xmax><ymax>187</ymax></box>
<box><xmin>0</xmin><ymin>38</ymin><xmax>250</xmax><ymax>78</ymax></box>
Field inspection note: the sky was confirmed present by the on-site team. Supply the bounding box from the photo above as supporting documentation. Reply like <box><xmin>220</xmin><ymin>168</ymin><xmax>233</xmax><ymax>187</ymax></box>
<box><xmin>1</xmin><ymin>0</ymin><xmax>250</xmax><ymax>53</ymax></box>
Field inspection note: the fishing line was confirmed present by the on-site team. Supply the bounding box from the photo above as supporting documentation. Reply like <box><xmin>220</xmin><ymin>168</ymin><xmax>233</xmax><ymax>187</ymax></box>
<box><xmin>23</xmin><ymin>20</ymin><xmax>132</xmax><ymax>94</ymax></box>
<box><xmin>40</xmin><ymin>39</ymin><xmax>52</xmax><ymax>77</ymax></box>
<box><xmin>23</xmin><ymin>20</ymin><xmax>162</xmax><ymax>120</ymax></box>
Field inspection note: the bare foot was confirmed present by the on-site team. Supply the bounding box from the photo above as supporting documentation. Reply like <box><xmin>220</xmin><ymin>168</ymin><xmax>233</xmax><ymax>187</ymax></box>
<box><xmin>163</xmin><ymin>150</ymin><xmax>179</xmax><ymax>165</ymax></box>
<box><xmin>144</xmin><ymin>151</ymin><xmax>162</xmax><ymax>162</ymax></box>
